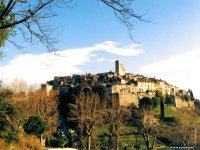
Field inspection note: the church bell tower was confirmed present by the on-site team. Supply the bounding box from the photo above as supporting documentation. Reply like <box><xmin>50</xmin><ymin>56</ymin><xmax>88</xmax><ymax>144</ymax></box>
<box><xmin>115</xmin><ymin>60</ymin><xmax>125</xmax><ymax>76</ymax></box>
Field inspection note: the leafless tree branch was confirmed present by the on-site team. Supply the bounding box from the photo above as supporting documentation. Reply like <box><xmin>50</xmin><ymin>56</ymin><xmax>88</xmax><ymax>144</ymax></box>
<box><xmin>0</xmin><ymin>0</ymin><xmax>146</xmax><ymax>51</ymax></box>
<box><xmin>100</xmin><ymin>0</ymin><xmax>149</xmax><ymax>39</ymax></box>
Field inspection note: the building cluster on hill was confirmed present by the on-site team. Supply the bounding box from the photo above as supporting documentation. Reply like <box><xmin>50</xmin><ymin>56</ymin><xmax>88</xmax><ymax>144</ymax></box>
<box><xmin>42</xmin><ymin>60</ymin><xmax>194</xmax><ymax>109</ymax></box>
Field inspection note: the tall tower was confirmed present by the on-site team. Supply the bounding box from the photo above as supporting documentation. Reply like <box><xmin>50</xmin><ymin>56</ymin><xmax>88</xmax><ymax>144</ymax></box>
<box><xmin>115</xmin><ymin>60</ymin><xmax>126</xmax><ymax>76</ymax></box>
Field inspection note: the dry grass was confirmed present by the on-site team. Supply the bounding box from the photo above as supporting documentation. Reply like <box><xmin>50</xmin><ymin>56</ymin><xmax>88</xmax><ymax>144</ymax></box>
<box><xmin>0</xmin><ymin>140</ymin><xmax>8</xmax><ymax>150</ymax></box>
<box><xmin>0</xmin><ymin>134</ymin><xmax>43</xmax><ymax>150</ymax></box>
<box><xmin>18</xmin><ymin>134</ymin><xmax>43</xmax><ymax>150</ymax></box>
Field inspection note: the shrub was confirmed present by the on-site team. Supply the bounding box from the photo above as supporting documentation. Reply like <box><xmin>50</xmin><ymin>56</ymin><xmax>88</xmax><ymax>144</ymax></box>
<box><xmin>194</xmin><ymin>99</ymin><xmax>200</xmax><ymax>115</ymax></box>
<box><xmin>162</xmin><ymin>117</ymin><xmax>179</xmax><ymax>125</ymax></box>
<box><xmin>0</xmin><ymin>91</ymin><xmax>18</xmax><ymax>143</ymax></box>
<box><xmin>165</xmin><ymin>95</ymin><xmax>175</xmax><ymax>106</ymax></box>
<box><xmin>46</xmin><ymin>130</ymin><xmax>67</xmax><ymax>148</ymax></box>
<box><xmin>157</xmin><ymin>136</ymin><xmax>172</xmax><ymax>145</ymax></box>
<box><xmin>181</xmin><ymin>94</ymin><xmax>190</xmax><ymax>101</ymax></box>
<box><xmin>23</xmin><ymin>115</ymin><xmax>47</xmax><ymax>137</ymax></box>
<box><xmin>139</xmin><ymin>97</ymin><xmax>153</xmax><ymax>110</ymax></box>
<box><xmin>152</xmin><ymin>97</ymin><xmax>160</xmax><ymax>108</ymax></box>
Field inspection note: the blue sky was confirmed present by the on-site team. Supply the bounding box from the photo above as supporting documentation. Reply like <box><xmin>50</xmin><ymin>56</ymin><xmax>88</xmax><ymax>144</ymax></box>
<box><xmin>1</xmin><ymin>0</ymin><xmax>200</xmax><ymax>98</ymax></box>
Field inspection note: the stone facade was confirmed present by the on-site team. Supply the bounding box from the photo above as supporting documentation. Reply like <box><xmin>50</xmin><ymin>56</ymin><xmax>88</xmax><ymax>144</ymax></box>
<box><xmin>175</xmin><ymin>97</ymin><xmax>194</xmax><ymax>109</ymax></box>
<box><xmin>119</xmin><ymin>94</ymin><xmax>138</xmax><ymax>106</ymax></box>
<box><xmin>43</xmin><ymin>60</ymin><xmax>194</xmax><ymax>109</ymax></box>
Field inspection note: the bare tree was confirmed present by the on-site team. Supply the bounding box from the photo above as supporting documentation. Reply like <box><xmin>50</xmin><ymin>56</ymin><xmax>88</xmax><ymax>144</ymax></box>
<box><xmin>173</xmin><ymin>110</ymin><xmax>199</xmax><ymax>150</ymax></box>
<box><xmin>104</xmin><ymin>94</ymin><xmax>122</xmax><ymax>150</ymax></box>
<box><xmin>0</xmin><ymin>0</ymin><xmax>145</xmax><ymax>51</ymax></box>
<box><xmin>131</xmin><ymin>107</ymin><xmax>162</xmax><ymax>150</ymax></box>
<box><xmin>0</xmin><ymin>0</ymin><xmax>73</xmax><ymax>50</ymax></box>
<box><xmin>9</xmin><ymin>79</ymin><xmax>27</xmax><ymax>93</ymax></box>
<box><xmin>100</xmin><ymin>0</ymin><xmax>147</xmax><ymax>39</ymax></box>
<box><xmin>14</xmin><ymin>88</ymin><xmax>59</xmax><ymax>135</ymax></box>
<box><xmin>67</xmin><ymin>90</ymin><xmax>100</xmax><ymax>150</ymax></box>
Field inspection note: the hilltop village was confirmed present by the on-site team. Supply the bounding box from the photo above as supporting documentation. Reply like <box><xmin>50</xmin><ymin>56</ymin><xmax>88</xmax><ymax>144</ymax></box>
<box><xmin>43</xmin><ymin>60</ymin><xmax>194</xmax><ymax>109</ymax></box>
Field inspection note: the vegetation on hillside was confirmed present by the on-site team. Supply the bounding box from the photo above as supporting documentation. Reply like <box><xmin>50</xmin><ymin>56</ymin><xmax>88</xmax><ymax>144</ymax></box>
<box><xmin>0</xmin><ymin>80</ymin><xmax>200</xmax><ymax>150</ymax></box>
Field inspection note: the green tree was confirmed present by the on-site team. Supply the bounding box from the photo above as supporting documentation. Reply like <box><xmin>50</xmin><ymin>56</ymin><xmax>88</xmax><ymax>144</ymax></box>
<box><xmin>187</xmin><ymin>89</ymin><xmax>194</xmax><ymax>100</ymax></box>
<box><xmin>0</xmin><ymin>100</ymin><xmax>18</xmax><ymax>143</ymax></box>
<box><xmin>0</xmin><ymin>81</ymin><xmax>18</xmax><ymax>143</ymax></box>
<box><xmin>155</xmin><ymin>91</ymin><xmax>165</xmax><ymax>119</ymax></box>
<box><xmin>139</xmin><ymin>97</ymin><xmax>159</xmax><ymax>110</ymax></box>
<box><xmin>181</xmin><ymin>94</ymin><xmax>190</xmax><ymax>101</ymax></box>
<box><xmin>23</xmin><ymin>115</ymin><xmax>47</xmax><ymax>142</ymax></box>
<box><xmin>59</xmin><ymin>86</ymin><xmax>82</xmax><ymax>147</ymax></box>
<box><xmin>165</xmin><ymin>94</ymin><xmax>175</xmax><ymax>106</ymax></box>
<box><xmin>139</xmin><ymin>97</ymin><xmax>153</xmax><ymax>110</ymax></box>
<box><xmin>46</xmin><ymin>129</ymin><xmax>67</xmax><ymax>148</ymax></box>
<box><xmin>92</xmin><ymin>85</ymin><xmax>109</xmax><ymax>101</ymax></box>
<box><xmin>0</xmin><ymin>2</ymin><xmax>16</xmax><ymax>47</ymax></box>
<box><xmin>152</xmin><ymin>97</ymin><xmax>160</xmax><ymax>108</ymax></box>
<box><xmin>194</xmin><ymin>99</ymin><xmax>200</xmax><ymax>115</ymax></box>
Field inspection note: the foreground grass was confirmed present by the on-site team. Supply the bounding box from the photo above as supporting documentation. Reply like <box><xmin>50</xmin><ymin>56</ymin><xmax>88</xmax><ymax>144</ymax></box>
<box><xmin>95</xmin><ymin>125</ymin><xmax>169</xmax><ymax>150</ymax></box>
<box><xmin>153</xmin><ymin>104</ymin><xmax>177</xmax><ymax>118</ymax></box>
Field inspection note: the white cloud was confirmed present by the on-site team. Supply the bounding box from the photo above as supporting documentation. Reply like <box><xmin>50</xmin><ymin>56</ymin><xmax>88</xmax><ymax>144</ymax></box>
<box><xmin>95</xmin><ymin>41</ymin><xmax>143</xmax><ymax>56</ymax></box>
<box><xmin>138</xmin><ymin>49</ymin><xmax>200</xmax><ymax>99</ymax></box>
<box><xmin>0</xmin><ymin>41</ymin><xmax>143</xmax><ymax>84</ymax></box>
<box><xmin>97</xmin><ymin>57</ymin><xmax>106</xmax><ymax>62</ymax></box>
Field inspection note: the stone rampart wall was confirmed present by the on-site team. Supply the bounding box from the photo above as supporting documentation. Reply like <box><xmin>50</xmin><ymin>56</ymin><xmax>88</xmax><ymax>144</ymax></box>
<box><xmin>175</xmin><ymin>97</ymin><xmax>194</xmax><ymax>109</ymax></box>
<box><xmin>119</xmin><ymin>94</ymin><xmax>138</xmax><ymax>106</ymax></box>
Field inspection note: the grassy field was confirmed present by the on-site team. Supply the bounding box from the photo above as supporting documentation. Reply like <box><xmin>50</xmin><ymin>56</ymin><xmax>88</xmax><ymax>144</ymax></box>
<box><xmin>153</xmin><ymin>104</ymin><xmax>177</xmax><ymax>118</ymax></box>
<box><xmin>94</xmin><ymin>105</ymin><xmax>180</xmax><ymax>149</ymax></box>
<box><xmin>92</xmin><ymin>105</ymin><xmax>200</xmax><ymax>149</ymax></box>
<box><xmin>95</xmin><ymin>125</ymin><xmax>170</xmax><ymax>150</ymax></box>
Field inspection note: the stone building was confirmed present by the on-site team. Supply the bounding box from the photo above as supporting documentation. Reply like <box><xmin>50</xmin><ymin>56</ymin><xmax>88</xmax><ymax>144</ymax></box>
<box><xmin>43</xmin><ymin>60</ymin><xmax>194</xmax><ymax>109</ymax></box>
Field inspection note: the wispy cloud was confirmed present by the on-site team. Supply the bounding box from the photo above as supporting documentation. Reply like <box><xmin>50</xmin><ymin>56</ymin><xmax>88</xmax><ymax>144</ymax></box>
<box><xmin>138</xmin><ymin>49</ymin><xmax>200</xmax><ymax>99</ymax></box>
<box><xmin>95</xmin><ymin>41</ymin><xmax>143</xmax><ymax>56</ymax></box>
<box><xmin>0</xmin><ymin>41</ymin><xmax>143</xmax><ymax>84</ymax></box>
<box><xmin>96</xmin><ymin>57</ymin><xmax>106</xmax><ymax>62</ymax></box>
